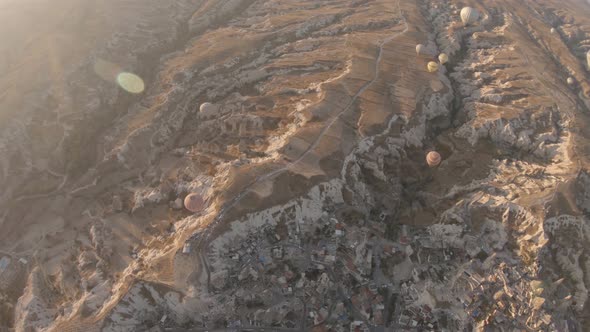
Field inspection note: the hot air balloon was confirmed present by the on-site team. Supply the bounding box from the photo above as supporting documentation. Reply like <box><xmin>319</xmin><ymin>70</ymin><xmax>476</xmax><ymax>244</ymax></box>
<box><xmin>567</xmin><ymin>77</ymin><xmax>575</xmax><ymax>85</ymax></box>
<box><xmin>426</xmin><ymin>151</ymin><xmax>441</xmax><ymax>167</ymax></box>
<box><xmin>460</xmin><ymin>7</ymin><xmax>479</xmax><ymax>26</ymax></box>
<box><xmin>586</xmin><ymin>50</ymin><xmax>590</xmax><ymax>69</ymax></box>
<box><xmin>438</xmin><ymin>53</ymin><xmax>449</xmax><ymax>64</ymax></box>
<box><xmin>430</xmin><ymin>80</ymin><xmax>444</xmax><ymax>92</ymax></box>
<box><xmin>427</xmin><ymin>61</ymin><xmax>439</xmax><ymax>73</ymax></box>
<box><xmin>199</xmin><ymin>102</ymin><xmax>220</xmax><ymax>118</ymax></box>
<box><xmin>200</xmin><ymin>102</ymin><xmax>216</xmax><ymax>113</ymax></box>
<box><xmin>416</xmin><ymin>44</ymin><xmax>426</xmax><ymax>56</ymax></box>
<box><xmin>184</xmin><ymin>193</ymin><xmax>205</xmax><ymax>213</ymax></box>
<box><xmin>550</xmin><ymin>28</ymin><xmax>556</xmax><ymax>34</ymax></box>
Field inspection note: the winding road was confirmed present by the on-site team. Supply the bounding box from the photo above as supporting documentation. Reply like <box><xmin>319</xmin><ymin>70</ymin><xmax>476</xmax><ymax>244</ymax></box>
<box><xmin>197</xmin><ymin>0</ymin><xmax>409</xmax><ymax>243</ymax></box>
<box><xmin>193</xmin><ymin>3</ymin><xmax>410</xmax><ymax>301</ymax></box>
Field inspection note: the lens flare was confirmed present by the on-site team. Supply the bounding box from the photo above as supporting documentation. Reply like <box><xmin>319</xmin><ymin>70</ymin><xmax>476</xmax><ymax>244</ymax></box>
<box><xmin>93</xmin><ymin>59</ymin><xmax>121</xmax><ymax>81</ymax></box>
<box><xmin>116</xmin><ymin>72</ymin><xmax>145</xmax><ymax>94</ymax></box>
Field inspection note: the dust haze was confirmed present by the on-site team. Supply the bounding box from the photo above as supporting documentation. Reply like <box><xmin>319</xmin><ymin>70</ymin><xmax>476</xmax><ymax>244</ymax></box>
<box><xmin>1</xmin><ymin>0</ymin><xmax>590</xmax><ymax>331</ymax></box>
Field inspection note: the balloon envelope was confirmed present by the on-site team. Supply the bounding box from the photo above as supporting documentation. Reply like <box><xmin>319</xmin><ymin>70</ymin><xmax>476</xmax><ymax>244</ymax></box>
<box><xmin>426</xmin><ymin>151</ymin><xmax>442</xmax><ymax>167</ymax></box>
<box><xmin>200</xmin><ymin>102</ymin><xmax>216</xmax><ymax>113</ymax></box>
<box><xmin>586</xmin><ymin>51</ymin><xmax>590</xmax><ymax>68</ymax></box>
<box><xmin>427</xmin><ymin>61</ymin><xmax>439</xmax><ymax>73</ymax></box>
<box><xmin>567</xmin><ymin>77</ymin><xmax>575</xmax><ymax>85</ymax></box>
<box><xmin>184</xmin><ymin>193</ymin><xmax>205</xmax><ymax>212</ymax></box>
<box><xmin>460</xmin><ymin>7</ymin><xmax>479</xmax><ymax>25</ymax></box>
<box><xmin>438</xmin><ymin>53</ymin><xmax>449</xmax><ymax>64</ymax></box>
<box><xmin>416</xmin><ymin>44</ymin><xmax>425</xmax><ymax>56</ymax></box>
<box><xmin>430</xmin><ymin>80</ymin><xmax>444</xmax><ymax>92</ymax></box>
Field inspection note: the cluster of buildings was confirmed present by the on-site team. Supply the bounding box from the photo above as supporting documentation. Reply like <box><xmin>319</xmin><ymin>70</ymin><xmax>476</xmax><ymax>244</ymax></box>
<box><xmin>177</xmin><ymin>206</ymin><xmax>573</xmax><ymax>331</ymax></box>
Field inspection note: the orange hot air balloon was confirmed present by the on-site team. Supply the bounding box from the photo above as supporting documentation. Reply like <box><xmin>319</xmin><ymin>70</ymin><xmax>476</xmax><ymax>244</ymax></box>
<box><xmin>184</xmin><ymin>193</ymin><xmax>205</xmax><ymax>213</ymax></box>
<box><xmin>426</xmin><ymin>151</ymin><xmax>442</xmax><ymax>167</ymax></box>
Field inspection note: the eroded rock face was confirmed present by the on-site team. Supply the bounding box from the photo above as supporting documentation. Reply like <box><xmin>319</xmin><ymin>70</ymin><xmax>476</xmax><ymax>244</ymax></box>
<box><xmin>575</xmin><ymin>171</ymin><xmax>590</xmax><ymax>213</ymax></box>
<box><xmin>14</xmin><ymin>268</ymin><xmax>57</xmax><ymax>332</ymax></box>
<box><xmin>2</xmin><ymin>0</ymin><xmax>590</xmax><ymax>331</ymax></box>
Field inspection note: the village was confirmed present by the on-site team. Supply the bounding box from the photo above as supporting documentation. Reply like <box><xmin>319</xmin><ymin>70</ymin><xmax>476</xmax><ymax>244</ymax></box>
<box><xmin>167</xmin><ymin>202</ymin><xmax>575</xmax><ymax>332</ymax></box>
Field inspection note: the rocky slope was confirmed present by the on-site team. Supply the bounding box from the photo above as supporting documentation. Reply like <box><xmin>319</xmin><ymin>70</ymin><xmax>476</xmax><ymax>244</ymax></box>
<box><xmin>1</xmin><ymin>0</ymin><xmax>590</xmax><ymax>331</ymax></box>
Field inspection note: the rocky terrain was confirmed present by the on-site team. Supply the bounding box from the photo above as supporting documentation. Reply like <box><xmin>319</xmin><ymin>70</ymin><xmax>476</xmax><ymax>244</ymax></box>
<box><xmin>1</xmin><ymin>0</ymin><xmax>590</xmax><ymax>331</ymax></box>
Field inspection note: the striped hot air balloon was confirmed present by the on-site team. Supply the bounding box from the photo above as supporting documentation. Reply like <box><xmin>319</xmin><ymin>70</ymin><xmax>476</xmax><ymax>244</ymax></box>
<box><xmin>426</xmin><ymin>151</ymin><xmax>442</xmax><ymax>167</ymax></box>
<box><xmin>427</xmin><ymin>61</ymin><xmax>439</xmax><ymax>73</ymax></box>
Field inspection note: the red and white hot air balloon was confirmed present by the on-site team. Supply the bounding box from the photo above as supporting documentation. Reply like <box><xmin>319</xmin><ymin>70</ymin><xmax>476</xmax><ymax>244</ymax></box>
<box><xmin>426</xmin><ymin>151</ymin><xmax>442</xmax><ymax>168</ymax></box>
<box><xmin>184</xmin><ymin>193</ymin><xmax>205</xmax><ymax>213</ymax></box>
